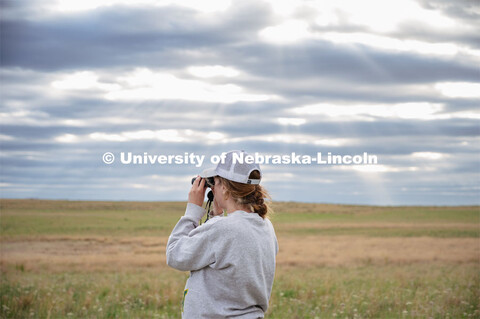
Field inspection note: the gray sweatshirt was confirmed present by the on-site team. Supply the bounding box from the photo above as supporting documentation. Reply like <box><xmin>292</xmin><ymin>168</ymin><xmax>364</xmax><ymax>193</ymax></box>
<box><xmin>166</xmin><ymin>203</ymin><xmax>278</xmax><ymax>318</ymax></box>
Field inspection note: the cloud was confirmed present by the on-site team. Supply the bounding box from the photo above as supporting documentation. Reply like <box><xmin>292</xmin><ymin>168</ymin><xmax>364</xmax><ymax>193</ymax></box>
<box><xmin>0</xmin><ymin>2</ymin><xmax>273</xmax><ymax>70</ymax></box>
<box><xmin>1</xmin><ymin>0</ymin><xmax>479</xmax><ymax>205</ymax></box>
<box><xmin>101</xmin><ymin>68</ymin><xmax>275</xmax><ymax>103</ymax></box>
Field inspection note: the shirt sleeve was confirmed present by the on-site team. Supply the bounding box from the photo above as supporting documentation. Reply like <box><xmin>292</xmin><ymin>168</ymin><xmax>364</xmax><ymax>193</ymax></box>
<box><xmin>166</xmin><ymin>203</ymin><xmax>216</xmax><ymax>271</ymax></box>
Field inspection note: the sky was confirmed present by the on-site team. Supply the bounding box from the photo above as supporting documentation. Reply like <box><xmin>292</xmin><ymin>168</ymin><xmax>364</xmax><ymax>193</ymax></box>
<box><xmin>1</xmin><ymin>0</ymin><xmax>479</xmax><ymax>205</ymax></box>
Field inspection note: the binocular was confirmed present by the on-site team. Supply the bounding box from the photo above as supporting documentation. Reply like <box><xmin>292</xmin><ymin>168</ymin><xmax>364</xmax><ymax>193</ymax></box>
<box><xmin>191</xmin><ymin>176</ymin><xmax>215</xmax><ymax>188</ymax></box>
<box><xmin>191</xmin><ymin>177</ymin><xmax>215</xmax><ymax>205</ymax></box>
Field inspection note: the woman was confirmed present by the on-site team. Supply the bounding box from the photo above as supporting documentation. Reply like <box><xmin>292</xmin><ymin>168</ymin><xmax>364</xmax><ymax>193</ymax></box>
<box><xmin>166</xmin><ymin>150</ymin><xmax>278</xmax><ymax>318</ymax></box>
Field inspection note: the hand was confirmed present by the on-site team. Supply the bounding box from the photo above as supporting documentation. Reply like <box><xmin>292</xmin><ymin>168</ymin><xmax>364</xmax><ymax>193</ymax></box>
<box><xmin>188</xmin><ymin>176</ymin><xmax>206</xmax><ymax>207</ymax></box>
<box><xmin>210</xmin><ymin>198</ymin><xmax>224</xmax><ymax>217</ymax></box>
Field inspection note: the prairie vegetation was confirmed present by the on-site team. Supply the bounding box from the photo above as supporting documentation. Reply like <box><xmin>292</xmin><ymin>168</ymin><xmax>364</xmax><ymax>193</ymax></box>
<box><xmin>1</xmin><ymin>199</ymin><xmax>478</xmax><ymax>318</ymax></box>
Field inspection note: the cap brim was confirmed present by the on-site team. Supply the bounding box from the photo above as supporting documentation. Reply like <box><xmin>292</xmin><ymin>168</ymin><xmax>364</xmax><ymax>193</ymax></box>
<box><xmin>199</xmin><ymin>167</ymin><xmax>217</xmax><ymax>178</ymax></box>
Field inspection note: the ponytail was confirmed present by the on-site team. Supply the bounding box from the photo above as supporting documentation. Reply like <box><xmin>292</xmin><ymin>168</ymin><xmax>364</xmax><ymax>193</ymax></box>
<box><xmin>249</xmin><ymin>185</ymin><xmax>270</xmax><ymax>219</ymax></box>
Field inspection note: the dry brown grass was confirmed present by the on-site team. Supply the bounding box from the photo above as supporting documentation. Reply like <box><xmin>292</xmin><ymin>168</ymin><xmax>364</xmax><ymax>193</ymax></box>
<box><xmin>0</xmin><ymin>236</ymin><xmax>168</xmax><ymax>272</ymax></box>
<box><xmin>275</xmin><ymin>221</ymin><xmax>478</xmax><ymax>230</ymax></box>
<box><xmin>1</xmin><ymin>235</ymin><xmax>478</xmax><ymax>273</ymax></box>
<box><xmin>277</xmin><ymin>235</ymin><xmax>479</xmax><ymax>267</ymax></box>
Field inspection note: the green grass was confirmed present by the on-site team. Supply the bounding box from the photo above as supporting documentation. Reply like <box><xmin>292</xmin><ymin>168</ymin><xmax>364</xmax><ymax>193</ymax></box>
<box><xmin>1</xmin><ymin>264</ymin><xmax>478</xmax><ymax>319</ymax></box>
<box><xmin>0</xmin><ymin>200</ymin><xmax>184</xmax><ymax>237</ymax></box>
<box><xmin>1</xmin><ymin>267</ymin><xmax>187</xmax><ymax>319</ymax></box>
<box><xmin>1</xmin><ymin>199</ymin><xmax>478</xmax><ymax>238</ymax></box>
<box><xmin>271</xmin><ymin>203</ymin><xmax>480</xmax><ymax>224</ymax></box>
<box><xmin>270</xmin><ymin>264</ymin><xmax>479</xmax><ymax>319</ymax></box>
<box><xmin>286</xmin><ymin>227</ymin><xmax>479</xmax><ymax>238</ymax></box>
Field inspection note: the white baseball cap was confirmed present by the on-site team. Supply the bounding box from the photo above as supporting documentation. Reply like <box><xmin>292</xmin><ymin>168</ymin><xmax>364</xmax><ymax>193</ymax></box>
<box><xmin>200</xmin><ymin>150</ymin><xmax>262</xmax><ymax>184</ymax></box>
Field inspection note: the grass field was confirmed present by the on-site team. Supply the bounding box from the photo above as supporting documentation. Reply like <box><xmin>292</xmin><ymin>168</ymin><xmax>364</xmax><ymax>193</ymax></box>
<box><xmin>0</xmin><ymin>199</ymin><xmax>479</xmax><ymax>318</ymax></box>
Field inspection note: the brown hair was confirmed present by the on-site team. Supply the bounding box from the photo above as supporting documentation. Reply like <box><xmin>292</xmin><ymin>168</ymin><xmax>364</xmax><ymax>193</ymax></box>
<box><xmin>217</xmin><ymin>170</ymin><xmax>272</xmax><ymax>219</ymax></box>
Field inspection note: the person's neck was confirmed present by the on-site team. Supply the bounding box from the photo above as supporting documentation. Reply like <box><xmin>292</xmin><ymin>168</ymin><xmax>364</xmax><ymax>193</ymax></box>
<box><xmin>225</xmin><ymin>201</ymin><xmax>253</xmax><ymax>214</ymax></box>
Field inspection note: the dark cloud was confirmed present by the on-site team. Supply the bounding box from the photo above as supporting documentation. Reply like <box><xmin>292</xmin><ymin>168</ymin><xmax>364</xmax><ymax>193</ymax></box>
<box><xmin>226</xmin><ymin>42</ymin><xmax>479</xmax><ymax>85</ymax></box>
<box><xmin>418</xmin><ymin>0</ymin><xmax>480</xmax><ymax>23</ymax></box>
<box><xmin>1</xmin><ymin>3</ymin><xmax>273</xmax><ymax>70</ymax></box>
<box><xmin>2</xmin><ymin>3</ymin><xmax>477</xmax><ymax>87</ymax></box>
